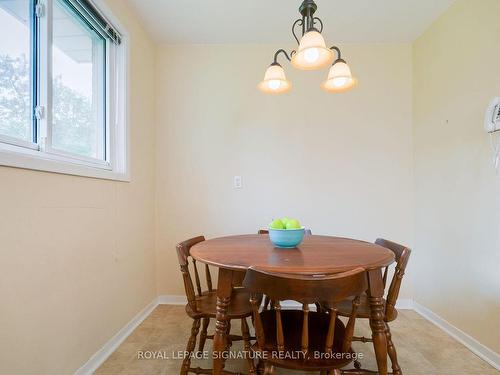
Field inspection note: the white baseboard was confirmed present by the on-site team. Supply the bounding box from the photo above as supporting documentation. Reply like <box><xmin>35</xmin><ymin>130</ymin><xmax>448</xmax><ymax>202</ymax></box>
<box><xmin>394</xmin><ymin>298</ymin><xmax>414</xmax><ymax>310</ymax></box>
<box><xmin>155</xmin><ymin>297</ymin><xmax>413</xmax><ymax>310</ymax></box>
<box><xmin>413</xmin><ymin>300</ymin><xmax>500</xmax><ymax>371</ymax></box>
<box><xmin>73</xmin><ymin>297</ymin><xmax>161</xmax><ymax>375</ymax></box>
<box><xmin>157</xmin><ymin>294</ymin><xmax>187</xmax><ymax>305</ymax></box>
<box><xmin>73</xmin><ymin>295</ymin><xmax>498</xmax><ymax>374</ymax></box>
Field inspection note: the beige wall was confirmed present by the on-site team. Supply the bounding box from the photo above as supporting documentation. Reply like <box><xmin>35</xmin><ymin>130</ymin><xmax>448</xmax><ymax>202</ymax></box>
<box><xmin>413</xmin><ymin>0</ymin><xmax>500</xmax><ymax>352</ymax></box>
<box><xmin>155</xmin><ymin>43</ymin><xmax>414</xmax><ymax>296</ymax></box>
<box><xmin>0</xmin><ymin>0</ymin><xmax>157</xmax><ymax>374</ymax></box>
<box><xmin>3</xmin><ymin>0</ymin><xmax>499</xmax><ymax>373</ymax></box>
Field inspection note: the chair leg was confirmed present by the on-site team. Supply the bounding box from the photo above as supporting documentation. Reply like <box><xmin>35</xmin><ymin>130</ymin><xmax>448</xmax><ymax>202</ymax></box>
<box><xmin>217</xmin><ymin>320</ymin><xmax>232</xmax><ymax>371</ymax></box>
<box><xmin>181</xmin><ymin>319</ymin><xmax>201</xmax><ymax>375</ymax></box>
<box><xmin>241</xmin><ymin>318</ymin><xmax>256</xmax><ymax>374</ymax></box>
<box><xmin>198</xmin><ymin>318</ymin><xmax>210</xmax><ymax>352</ymax></box>
<box><xmin>385</xmin><ymin>322</ymin><xmax>402</xmax><ymax>375</ymax></box>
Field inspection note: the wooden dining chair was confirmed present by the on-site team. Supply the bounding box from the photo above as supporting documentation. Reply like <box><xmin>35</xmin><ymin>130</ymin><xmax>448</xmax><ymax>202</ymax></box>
<box><xmin>243</xmin><ymin>267</ymin><xmax>367</xmax><ymax>375</ymax></box>
<box><xmin>336</xmin><ymin>238</ymin><xmax>411</xmax><ymax>374</ymax></box>
<box><xmin>176</xmin><ymin>236</ymin><xmax>255</xmax><ymax>375</ymax></box>
<box><xmin>258</xmin><ymin>229</ymin><xmax>313</xmax><ymax>311</ymax></box>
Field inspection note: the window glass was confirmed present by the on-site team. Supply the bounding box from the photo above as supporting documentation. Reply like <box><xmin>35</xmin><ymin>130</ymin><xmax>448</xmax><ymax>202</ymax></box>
<box><xmin>0</xmin><ymin>0</ymin><xmax>126</xmax><ymax>179</ymax></box>
<box><xmin>0</xmin><ymin>0</ymin><xmax>33</xmax><ymax>142</ymax></box>
<box><xmin>51</xmin><ymin>0</ymin><xmax>105</xmax><ymax>160</ymax></box>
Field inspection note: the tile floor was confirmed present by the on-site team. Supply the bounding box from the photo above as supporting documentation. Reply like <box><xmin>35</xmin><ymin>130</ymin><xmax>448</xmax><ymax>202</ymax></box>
<box><xmin>94</xmin><ymin>305</ymin><xmax>498</xmax><ymax>375</ymax></box>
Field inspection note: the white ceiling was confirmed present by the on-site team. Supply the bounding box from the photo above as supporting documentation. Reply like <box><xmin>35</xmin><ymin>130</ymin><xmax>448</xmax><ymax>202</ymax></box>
<box><xmin>126</xmin><ymin>0</ymin><xmax>455</xmax><ymax>44</ymax></box>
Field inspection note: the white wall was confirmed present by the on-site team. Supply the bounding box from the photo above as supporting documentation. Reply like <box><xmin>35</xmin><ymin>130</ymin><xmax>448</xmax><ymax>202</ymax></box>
<box><xmin>413</xmin><ymin>0</ymin><xmax>500</xmax><ymax>353</ymax></box>
<box><xmin>0</xmin><ymin>0</ymin><xmax>157</xmax><ymax>374</ymax></box>
<box><xmin>155</xmin><ymin>43</ymin><xmax>414</xmax><ymax>296</ymax></box>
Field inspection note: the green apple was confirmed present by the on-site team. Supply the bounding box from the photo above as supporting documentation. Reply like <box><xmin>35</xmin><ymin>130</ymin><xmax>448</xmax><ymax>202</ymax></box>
<box><xmin>285</xmin><ymin>219</ymin><xmax>301</xmax><ymax>229</ymax></box>
<box><xmin>280</xmin><ymin>217</ymin><xmax>290</xmax><ymax>227</ymax></box>
<box><xmin>269</xmin><ymin>219</ymin><xmax>285</xmax><ymax>230</ymax></box>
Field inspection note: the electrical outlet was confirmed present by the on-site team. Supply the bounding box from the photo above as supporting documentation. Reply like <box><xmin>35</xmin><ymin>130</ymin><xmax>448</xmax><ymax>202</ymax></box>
<box><xmin>234</xmin><ymin>176</ymin><xmax>242</xmax><ymax>189</ymax></box>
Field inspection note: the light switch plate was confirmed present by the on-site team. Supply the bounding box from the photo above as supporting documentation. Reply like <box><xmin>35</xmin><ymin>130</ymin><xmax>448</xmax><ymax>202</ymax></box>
<box><xmin>234</xmin><ymin>176</ymin><xmax>242</xmax><ymax>189</ymax></box>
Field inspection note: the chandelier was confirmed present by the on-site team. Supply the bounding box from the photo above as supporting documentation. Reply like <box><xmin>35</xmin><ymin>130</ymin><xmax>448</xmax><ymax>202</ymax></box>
<box><xmin>258</xmin><ymin>0</ymin><xmax>357</xmax><ymax>94</ymax></box>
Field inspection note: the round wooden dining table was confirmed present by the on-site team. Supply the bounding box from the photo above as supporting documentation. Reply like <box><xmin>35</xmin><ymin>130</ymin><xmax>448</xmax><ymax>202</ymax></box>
<box><xmin>191</xmin><ymin>234</ymin><xmax>395</xmax><ymax>375</ymax></box>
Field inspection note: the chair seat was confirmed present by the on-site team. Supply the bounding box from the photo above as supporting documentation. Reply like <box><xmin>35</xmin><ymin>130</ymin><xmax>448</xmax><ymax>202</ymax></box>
<box><xmin>252</xmin><ymin>310</ymin><xmax>354</xmax><ymax>370</ymax></box>
<box><xmin>335</xmin><ymin>293</ymin><xmax>397</xmax><ymax>322</ymax></box>
<box><xmin>185</xmin><ymin>288</ymin><xmax>255</xmax><ymax>319</ymax></box>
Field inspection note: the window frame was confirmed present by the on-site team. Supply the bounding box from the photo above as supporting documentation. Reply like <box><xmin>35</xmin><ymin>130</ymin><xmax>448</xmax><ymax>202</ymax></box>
<box><xmin>0</xmin><ymin>0</ymin><xmax>38</xmax><ymax>150</ymax></box>
<box><xmin>0</xmin><ymin>0</ymin><xmax>129</xmax><ymax>181</ymax></box>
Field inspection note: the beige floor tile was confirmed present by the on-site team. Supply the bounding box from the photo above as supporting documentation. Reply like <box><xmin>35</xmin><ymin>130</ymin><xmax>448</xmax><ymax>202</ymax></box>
<box><xmin>93</xmin><ymin>305</ymin><xmax>498</xmax><ymax>375</ymax></box>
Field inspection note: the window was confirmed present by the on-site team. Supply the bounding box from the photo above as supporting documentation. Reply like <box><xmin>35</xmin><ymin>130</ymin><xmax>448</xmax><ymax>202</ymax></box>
<box><xmin>0</xmin><ymin>0</ymin><xmax>128</xmax><ymax>180</ymax></box>
<box><xmin>0</xmin><ymin>0</ymin><xmax>34</xmax><ymax>144</ymax></box>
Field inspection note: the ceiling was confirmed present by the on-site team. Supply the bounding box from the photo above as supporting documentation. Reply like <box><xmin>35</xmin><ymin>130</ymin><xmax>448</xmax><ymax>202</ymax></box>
<box><xmin>126</xmin><ymin>0</ymin><xmax>455</xmax><ymax>44</ymax></box>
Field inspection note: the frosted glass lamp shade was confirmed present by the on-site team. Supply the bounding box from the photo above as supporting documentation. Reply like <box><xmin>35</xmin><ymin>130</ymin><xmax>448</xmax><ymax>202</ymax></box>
<box><xmin>321</xmin><ymin>60</ymin><xmax>357</xmax><ymax>92</ymax></box>
<box><xmin>291</xmin><ymin>30</ymin><xmax>333</xmax><ymax>70</ymax></box>
<box><xmin>258</xmin><ymin>64</ymin><xmax>292</xmax><ymax>94</ymax></box>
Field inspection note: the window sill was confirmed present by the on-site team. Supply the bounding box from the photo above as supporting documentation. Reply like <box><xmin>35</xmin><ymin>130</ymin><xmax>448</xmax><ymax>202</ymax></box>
<box><xmin>0</xmin><ymin>144</ymin><xmax>130</xmax><ymax>182</ymax></box>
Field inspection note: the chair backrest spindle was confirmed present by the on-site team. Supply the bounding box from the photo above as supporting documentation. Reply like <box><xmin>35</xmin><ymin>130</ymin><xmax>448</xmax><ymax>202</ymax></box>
<box><xmin>192</xmin><ymin>259</ymin><xmax>202</xmax><ymax>296</ymax></box>
<box><xmin>274</xmin><ymin>301</ymin><xmax>285</xmax><ymax>351</ymax></box>
<box><xmin>325</xmin><ymin>307</ymin><xmax>338</xmax><ymax>354</ymax></box>
<box><xmin>382</xmin><ymin>266</ymin><xmax>389</xmax><ymax>288</ymax></box>
<box><xmin>205</xmin><ymin>264</ymin><xmax>213</xmax><ymax>292</ymax></box>
<box><xmin>342</xmin><ymin>295</ymin><xmax>361</xmax><ymax>353</ymax></box>
<box><xmin>251</xmin><ymin>293</ymin><xmax>266</xmax><ymax>347</ymax></box>
<box><xmin>301</xmin><ymin>303</ymin><xmax>310</xmax><ymax>356</ymax></box>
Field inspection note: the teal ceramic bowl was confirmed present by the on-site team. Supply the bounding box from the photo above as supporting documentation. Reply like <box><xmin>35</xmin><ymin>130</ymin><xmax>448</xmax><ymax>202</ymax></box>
<box><xmin>268</xmin><ymin>227</ymin><xmax>305</xmax><ymax>248</ymax></box>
